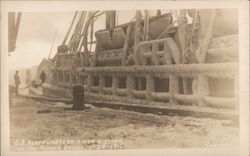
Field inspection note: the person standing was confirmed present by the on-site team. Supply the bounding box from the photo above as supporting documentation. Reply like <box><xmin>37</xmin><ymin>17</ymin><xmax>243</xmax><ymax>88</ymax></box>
<box><xmin>40</xmin><ymin>70</ymin><xmax>46</xmax><ymax>84</ymax></box>
<box><xmin>14</xmin><ymin>70</ymin><xmax>21</xmax><ymax>95</ymax></box>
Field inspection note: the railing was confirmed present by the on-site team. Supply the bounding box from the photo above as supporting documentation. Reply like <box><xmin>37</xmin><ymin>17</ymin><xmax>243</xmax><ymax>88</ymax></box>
<box><xmin>135</xmin><ymin>37</ymin><xmax>181</xmax><ymax>65</ymax></box>
<box><xmin>82</xmin><ymin>63</ymin><xmax>238</xmax><ymax>109</ymax></box>
<box><xmin>44</xmin><ymin>35</ymin><xmax>238</xmax><ymax>112</ymax></box>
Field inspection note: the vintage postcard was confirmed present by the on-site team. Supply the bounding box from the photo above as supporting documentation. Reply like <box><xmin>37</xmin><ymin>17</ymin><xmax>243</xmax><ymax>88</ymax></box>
<box><xmin>1</xmin><ymin>1</ymin><xmax>249</xmax><ymax>156</ymax></box>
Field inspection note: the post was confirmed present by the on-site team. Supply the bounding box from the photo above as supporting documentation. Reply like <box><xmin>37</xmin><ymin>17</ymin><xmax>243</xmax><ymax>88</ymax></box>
<box><xmin>152</xmin><ymin>42</ymin><xmax>160</xmax><ymax>65</ymax></box>
<box><xmin>169</xmin><ymin>75</ymin><xmax>180</xmax><ymax>104</ymax></box>
<box><xmin>62</xmin><ymin>70</ymin><xmax>66</xmax><ymax>84</ymax></box>
<box><xmin>183</xmin><ymin>78</ymin><xmax>193</xmax><ymax>95</ymax></box>
<box><xmin>146</xmin><ymin>75</ymin><xmax>155</xmax><ymax>104</ymax></box>
<box><xmin>143</xmin><ymin>10</ymin><xmax>150</xmax><ymax>41</ymax></box>
<box><xmin>110</xmin><ymin>11</ymin><xmax>116</xmax><ymax>28</ymax></box>
<box><xmin>91</xmin><ymin>40</ymin><xmax>99</xmax><ymax>67</ymax></box>
<box><xmin>195</xmin><ymin>11</ymin><xmax>216</xmax><ymax>107</ymax></box>
<box><xmin>87</xmin><ymin>74</ymin><xmax>93</xmax><ymax>93</ymax></box>
<box><xmin>140</xmin><ymin>46</ymin><xmax>147</xmax><ymax>65</ymax></box>
<box><xmin>99</xmin><ymin>74</ymin><xmax>105</xmax><ymax>94</ymax></box>
<box><xmin>112</xmin><ymin>75</ymin><xmax>119</xmax><ymax>95</ymax></box>
<box><xmin>106</xmin><ymin>11</ymin><xmax>116</xmax><ymax>29</ymax></box>
<box><xmin>54</xmin><ymin>71</ymin><xmax>58</xmax><ymax>85</ymax></box>
<box><xmin>197</xmin><ymin>75</ymin><xmax>209</xmax><ymax>106</ymax></box>
<box><xmin>69</xmin><ymin>72</ymin><xmax>73</xmax><ymax>86</ymax></box>
<box><xmin>72</xmin><ymin>85</ymin><xmax>85</xmax><ymax>110</ymax></box>
<box><xmin>134</xmin><ymin>10</ymin><xmax>142</xmax><ymax>65</ymax></box>
<box><xmin>163</xmin><ymin>41</ymin><xmax>173</xmax><ymax>65</ymax></box>
<box><xmin>176</xmin><ymin>9</ymin><xmax>192</xmax><ymax>95</ymax></box>
<box><xmin>126</xmin><ymin>74</ymin><xmax>135</xmax><ymax>98</ymax></box>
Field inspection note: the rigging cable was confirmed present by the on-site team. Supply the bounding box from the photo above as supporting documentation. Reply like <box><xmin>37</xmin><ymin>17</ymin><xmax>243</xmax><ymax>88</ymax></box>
<box><xmin>89</xmin><ymin>18</ymin><xmax>94</xmax><ymax>52</ymax></box>
<box><xmin>116</xmin><ymin>10</ymin><xmax>119</xmax><ymax>26</ymax></box>
<box><xmin>48</xmin><ymin>19</ymin><xmax>60</xmax><ymax>59</ymax></box>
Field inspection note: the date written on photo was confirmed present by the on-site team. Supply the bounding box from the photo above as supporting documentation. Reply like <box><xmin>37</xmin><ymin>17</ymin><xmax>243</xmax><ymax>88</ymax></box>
<box><xmin>13</xmin><ymin>139</ymin><xmax>125</xmax><ymax>151</ymax></box>
<box><xmin>205</xmin><ymin>143</ymin><xmax>235</xmax><ymax>148</ymax></box>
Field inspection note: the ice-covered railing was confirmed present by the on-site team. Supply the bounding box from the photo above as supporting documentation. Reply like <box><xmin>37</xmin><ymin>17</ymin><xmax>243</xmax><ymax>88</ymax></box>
<box><xmin>83</xmin><ymin>62</ymin><xmax>238</xmax><ymax>109</ymax></box>
<box><xmin>134</xmin><ymin>37</ymin><xmax>181</xmax><ymax>65</ymax></box>
<box><xmin>45</xmin><ymin>34</ymin><xmax>238</xmax><ymax>112</ymax></box>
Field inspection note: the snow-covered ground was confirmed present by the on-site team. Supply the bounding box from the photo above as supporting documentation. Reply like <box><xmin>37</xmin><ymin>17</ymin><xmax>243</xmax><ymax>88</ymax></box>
<box><xmin>9</xmin><ymin>96</ymin><xmax>239</xmax><ymax>151</ymax></box>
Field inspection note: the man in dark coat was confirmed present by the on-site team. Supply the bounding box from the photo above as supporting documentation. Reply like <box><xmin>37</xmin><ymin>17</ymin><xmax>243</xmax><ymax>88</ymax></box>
<box><xmin>40</xmin><ymin>70</ymin><xmax>46</xmax><ymax>84</ymax></box>
<box><xmin>14</xmin><ymin>70</ymin><xmax>20</xmax><ymax>95</ymax></box>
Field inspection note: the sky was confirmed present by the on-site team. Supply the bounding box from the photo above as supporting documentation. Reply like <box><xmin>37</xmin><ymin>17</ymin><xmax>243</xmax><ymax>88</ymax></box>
<box><xmin>6</xmin><ymin>8</ymin><xmax>239</xmax><ymax>69</ymax></box>
<box><xmin>7</xmin><ymin>10</ymin><xmax>176</xmax><ymax>69</ymax></box>
<box><xmin>8</xmin><ymin>12</ymin><xmax>75</xmax><ymax>69</ymax></box>
<box><xmin>7</xmin><ymin>11</ymin><xmax>139</xmax><ymax>69</ymax></box>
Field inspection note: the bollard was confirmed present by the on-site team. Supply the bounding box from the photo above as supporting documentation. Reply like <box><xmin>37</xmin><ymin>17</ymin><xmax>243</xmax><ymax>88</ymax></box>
<box><xmin>72</xmin><ymin>85</ymin><xmax>85</xmax><ymax>110</ymax></box>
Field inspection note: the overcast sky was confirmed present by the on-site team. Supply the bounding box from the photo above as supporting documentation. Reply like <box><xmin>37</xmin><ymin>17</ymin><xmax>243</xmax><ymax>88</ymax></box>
<box><xmin>7</xmin><ymin>11</ymin><xmax>141</xmax><ymax>69</ymax></box>
<box><xmin>8</xmin><ymin>12</ymin><xmax>74</xmax><ymax>69</ymax></box>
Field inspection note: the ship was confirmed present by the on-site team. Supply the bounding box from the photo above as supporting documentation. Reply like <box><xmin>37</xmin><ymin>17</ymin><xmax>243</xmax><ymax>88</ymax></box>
<box><xmin>36</xmin><ymin>9</ymin><xmax>239</xmax><ymax>119</ymax></box>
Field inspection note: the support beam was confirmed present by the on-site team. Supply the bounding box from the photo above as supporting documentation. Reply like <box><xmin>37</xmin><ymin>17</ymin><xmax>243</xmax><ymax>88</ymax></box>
<box><xmin>134</xmin><ymin>10</ymin><xmax>142</xmax><ymax>65</ymax></box>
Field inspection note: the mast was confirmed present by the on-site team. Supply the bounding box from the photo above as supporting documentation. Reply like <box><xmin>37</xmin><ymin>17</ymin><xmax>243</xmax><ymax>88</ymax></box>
<box><xmin>106</xmin><ymin>11</ymin><xmax>116</xmax><ymax>29</ymax></box>
<box><xmin>8</xmin><ymin>12</ymin><xmax>22</xmax><ymax>52</ymax></box>
<box><xmin>62</xmin><ymin>12</ymin><xmax>78</xmax><ymax>45</ymax></box>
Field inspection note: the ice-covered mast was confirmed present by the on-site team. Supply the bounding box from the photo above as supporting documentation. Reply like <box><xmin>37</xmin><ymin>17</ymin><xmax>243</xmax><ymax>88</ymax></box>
<box><xmin>8</xmin><ymin>12</ymin><xmax>22</xmax><ymax>53</ymax></box>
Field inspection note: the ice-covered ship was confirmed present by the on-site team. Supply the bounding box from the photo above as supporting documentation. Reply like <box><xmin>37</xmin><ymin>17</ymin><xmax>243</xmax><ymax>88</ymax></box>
<box><xmin>37</xmin><ymin>9</ymin><xmax>239</xmax><ymax>118</ymax></box>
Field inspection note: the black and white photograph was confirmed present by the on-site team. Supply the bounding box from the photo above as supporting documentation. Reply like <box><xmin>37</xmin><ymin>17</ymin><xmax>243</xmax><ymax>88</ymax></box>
<box><xmin>1</xmin><ymin>1</ymin><xmax>249</xmax><ymax>156</ymax></box>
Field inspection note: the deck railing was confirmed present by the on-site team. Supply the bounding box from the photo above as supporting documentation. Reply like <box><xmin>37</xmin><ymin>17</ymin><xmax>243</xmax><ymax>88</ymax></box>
<box><xmin>82</xmin><ymin>63</ymin><xmax>238</xmax><ymax>109</ymax></box>
<box><xmin>43</xmin><ymin>35</ymin><xmax>238</xmax><ymax>112</ymax></box>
